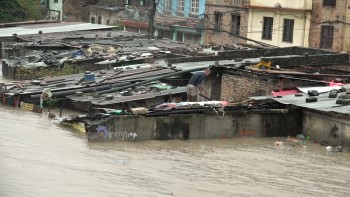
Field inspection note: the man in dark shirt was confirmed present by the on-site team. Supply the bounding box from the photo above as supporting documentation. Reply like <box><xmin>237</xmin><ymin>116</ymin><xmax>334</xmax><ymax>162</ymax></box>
<box><xmin>187</xmin><ymin>68</ymin><xmax>211</xmax><ymax>102</ymax></box>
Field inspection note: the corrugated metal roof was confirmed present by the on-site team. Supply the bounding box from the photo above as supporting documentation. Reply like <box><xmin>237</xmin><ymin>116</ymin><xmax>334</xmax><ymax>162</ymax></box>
<box><xmin>170</xmin><ymin>59</ymin><xmax>260</xmax><ymax>71</ymax></box>
<box><xmin>92</xmin><ymin>87</ymin><xmax>186</xmax><ymax>106</ymax></box>
<box><xmin>271</xmin><ymin>93</ymin><xmax>350</xmax><ymax>115</ymax></box>
<box><xmin>0</xmin><ymin>22</ymin><xmax>115</xmax><ymax>37</ymax></box>
<box><xmin>105</xmin><ymin>69</ymin><xmax>175</xmax><ymax>83</ymax></box>
<box><xmin>297</xmin><ymin>86</ymin><xmax>342</xmax><ymax>93</ymax></box>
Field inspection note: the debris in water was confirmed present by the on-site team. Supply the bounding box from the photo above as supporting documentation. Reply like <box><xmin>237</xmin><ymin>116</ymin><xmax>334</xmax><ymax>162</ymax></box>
<box><xmin>275</xmin><ymin>141</ymin><xmax>283</xmax><ymax>146</ymax></box>
<box><xmin>116</xmin><ymin>159</ymin><xmax>126</xmax><ymax>165</ymax></box>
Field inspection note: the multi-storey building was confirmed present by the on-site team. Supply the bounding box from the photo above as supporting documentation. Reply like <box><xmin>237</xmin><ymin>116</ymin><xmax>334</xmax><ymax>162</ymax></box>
<box><xmin>246</xmin><ymin>0</ymin><xmax>312</xmax><ymax>47</ymax></box>
<box><xmin>47</xmin><ymin>0</ymin><xmax>62</xmax><ymax>19</ymax></box>
<box><xmin>309</xmin><ymin>0</ymin><xmax>350</xmax><ymax>52</ymax></box>
<box><xmin>89</xmin><ymin>0</ymin><xmax>153</xmax><ymax>34</ymax></box>
<box><xmin>204</xmin><ymin>0</ymin><xmax>249</xmax><ymax>45</ymax></box>
<box><xmin>42</xmin><ymin>0</ymin><xmax>92</xmax><ymax>22</ymax></box>
<box><xmin>155</xmin><ymin>0</ymin><xmax>206</xmax><ymax>44</ymax></box>
<box><xmin>119</xmin><ymin>0</ymin><xmax>154</xmax><ymax>33</ymax></box>
<box><xmin>204</xmin><ymin>0</ymin><xmax>312</xmax><ymax>48</ymax></box>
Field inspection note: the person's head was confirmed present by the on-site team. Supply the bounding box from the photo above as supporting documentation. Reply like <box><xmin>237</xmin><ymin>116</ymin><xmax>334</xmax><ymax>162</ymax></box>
<box><xmin>204</xmin><ymin>68</ymin><xmax>211</xmax><ymax>77</ymax></box>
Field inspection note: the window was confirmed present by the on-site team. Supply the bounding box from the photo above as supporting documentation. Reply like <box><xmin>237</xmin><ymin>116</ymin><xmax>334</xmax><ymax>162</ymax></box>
<box><xmin>323</xmin><ymin>0</ymin><xmax>336</xmax><ymax>6</ymax></box>
<box><xmin>91</xmin><ymin>16</ymin><xmax>96</xmax><ymax>24</ymax></box>
<box><xmin>191</xmin><ymin>0</ymin><xmax>199</xmax><ymax>13</ymax></box>
<box><xmin>141</xmin><ymin>0</ymin><xmax>150</xmax><ymax>6</ymax></box>
<box><xmin>231</xmin><ymin>15</ymin><xmax>241</xmax><ymax>35</ymax></box>
<box><xmin>106</xmin><ymin>20</ymin><xmax>110</xmax><ymax>25</ymax></box>
<box><xmin>283</xmin><ymin>19</ymin><xmax>294</xmax><ymax>43</ymax></box>
<box><xmin>262</xmin><ymin>17</ymin><xmax>273</xmax><ymax>40</ymax></box>
<box><xmin>178</xmin><ymin>0</ymin><xmax>184</xmax><ymax>12</ymax></box>
<box><xmin>214</xmin><ymin>12</ymin><xmax>223</xmax><ymax>31</ymax></box>
<box><xmin>164</xmin><ymin>0</ymin><xmax>172</xmax><ymax>12</ymax></box>
<box><xmin>54</xmin><ymin>0</ymin><xmax>59</xmax><ymax>3</ymax></box>
<box><xmin>320</xmin><ymin>25</ymin><xmax>334</xmax><ymax>49</ymax></box>
<box><xmin>98</xmin><ymin>16</ymin><xmax>102</xmax><ymax>24</ymax></box>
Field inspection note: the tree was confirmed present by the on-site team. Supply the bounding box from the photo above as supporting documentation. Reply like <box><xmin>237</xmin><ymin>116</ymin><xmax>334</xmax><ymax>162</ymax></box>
<box><xmin>0</xmin><ymin>0</ymin><xmax>42</xmax><ymax>23</ymax></box>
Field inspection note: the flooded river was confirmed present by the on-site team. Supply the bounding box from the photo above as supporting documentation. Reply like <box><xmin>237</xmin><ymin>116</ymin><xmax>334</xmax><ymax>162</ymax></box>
<box><xmin>1</xmin><ymin>69</ymin><xmax>350</xmax><ymax>197</ymax></box>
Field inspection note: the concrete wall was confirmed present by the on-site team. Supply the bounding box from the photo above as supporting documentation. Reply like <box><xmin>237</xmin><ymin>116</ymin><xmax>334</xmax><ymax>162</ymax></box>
<box><xmin>219</xmin><ymin>46</ymin><xmax>334</xmax><ymax>57</ymax></box>
<box><xmin>260</xmin><ymin>53</ymin><xmax>350</xmax><ymax>67</ymax></box>
<box><xmin>90</xmin><ymin>7</ymin><xmax>123</xmax><ymax>25</ymax></box>
<box><xmin>303</xmin><ymin>110</ymin><xmax>350</xmax><ymax>147</ymax></box>
<box><xmin>309</xmin><ymin>0</ymin><xmax>350</xmax><ymax>52</ymax></box>
<box><xmin>49</xmin><ymin>0</ymin><xmax>62</xmax><ymax>11</ymax></box>
<box><xmin>86</xmin><ymin>109</ymin><xmax>301</xmax><ymax>141</ymax></box>
<box><xmin>204</xmin><ymin>0</ymin><xmax>248</xmax><ymax>45</ymax></box>
<box><xmin>167</xmin><ymin>47</ymin><xmax>345</xmax><ymax>64</ymax></box>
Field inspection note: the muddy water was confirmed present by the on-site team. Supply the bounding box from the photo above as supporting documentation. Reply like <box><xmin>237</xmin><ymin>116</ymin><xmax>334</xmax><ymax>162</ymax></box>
<box><xmin>1</xmin><ymin>68</ymin><xmax>350</xmax><ymax>197</ymax></box>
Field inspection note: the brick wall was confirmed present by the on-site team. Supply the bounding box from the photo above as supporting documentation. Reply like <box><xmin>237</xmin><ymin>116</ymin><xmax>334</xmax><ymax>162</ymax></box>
<box><xmin>205</xmin><ymin>73</ymin><xmax>222</xmax><ymax>100</ymax></box>
<box><xmin>219</xmin><ymin>68</ymin><xmax>326</xmax><ymax>102</ymax></box>
<box><xmin>309</xmin><ymin>0</ymin><xmax>350</xmax><ymax>52</ymax></box>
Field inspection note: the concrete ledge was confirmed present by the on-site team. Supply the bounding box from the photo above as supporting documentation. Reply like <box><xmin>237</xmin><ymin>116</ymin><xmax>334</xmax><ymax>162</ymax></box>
<box><xmin>86</xmin><ymin>109</ymin><xmax>301</xmax><ymax>141</ymax></box>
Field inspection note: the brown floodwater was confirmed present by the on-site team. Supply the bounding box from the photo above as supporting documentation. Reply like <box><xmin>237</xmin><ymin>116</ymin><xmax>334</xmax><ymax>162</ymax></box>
<box><xmin>1</xmin><ymin>65</ymin><xmax>350</xmax><ymax>197</ymax></box>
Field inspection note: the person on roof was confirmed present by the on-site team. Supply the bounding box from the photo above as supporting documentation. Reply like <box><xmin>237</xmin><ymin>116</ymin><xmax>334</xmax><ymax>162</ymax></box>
<box><xmin>187</xmin><ymin>68</ymin><xmax>211</xmax><ymax>102</ymax></box>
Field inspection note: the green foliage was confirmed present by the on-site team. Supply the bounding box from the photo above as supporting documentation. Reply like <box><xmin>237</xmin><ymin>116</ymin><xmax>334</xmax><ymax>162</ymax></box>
<box><xmin>15</xmin><ymin>64</ymin><xmax>80</xmax><ymax>80</ymax></box>
<box><xmin>17</xmin><ymin>0</ymin><xmax>42</xmax><ymax>20</ymax></box>
<box><xmin>0</xmin><ymin>0</ymin><xmax>42</xmax><ymax>23</ymax></box>
<box><xmin>43</xmin><ymin>99</ymin><xmax>57</xmax><ymax>108</ymax></box>
<box><xmin>111</xmin><ymin>20</ymin><xmax>124</xmax><ymax>30</ymax></box>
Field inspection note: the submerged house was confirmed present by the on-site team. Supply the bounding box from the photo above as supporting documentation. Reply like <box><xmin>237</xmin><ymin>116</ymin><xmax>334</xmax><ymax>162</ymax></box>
<box><xmin>268</xmin><ymin>90</ymin><xmax>350</xmax><ymax>148</ymax></box>
<box><xmin>59</xmin><ymin>46</ymin><xmax>350</xmax><ymax>147</ymax></box>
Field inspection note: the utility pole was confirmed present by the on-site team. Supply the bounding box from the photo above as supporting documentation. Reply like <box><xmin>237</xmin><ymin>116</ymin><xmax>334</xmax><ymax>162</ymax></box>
<box><xmin>149</xmin><ymin>0</ymin><xmax>157</xmax><ymax>38</ymax></box>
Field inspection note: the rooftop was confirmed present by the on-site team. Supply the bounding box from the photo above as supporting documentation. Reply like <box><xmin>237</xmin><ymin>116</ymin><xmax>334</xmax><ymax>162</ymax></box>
<box><xmin>251</xmin><ymin>86</ymin><xmax>350</xmax><ymax>115</ymax></box>
<box><xmin>0</xmin><ymin>22</ymin><xmax>115</xmax><ymax>38</ymax></box>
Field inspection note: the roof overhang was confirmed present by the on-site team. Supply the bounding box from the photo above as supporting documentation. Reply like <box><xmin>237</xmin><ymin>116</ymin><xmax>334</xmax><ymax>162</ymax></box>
<box><xmin>244</xmin><ymin>5</ymin><xmax>312</xmax><ymax>12</ymax></box>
